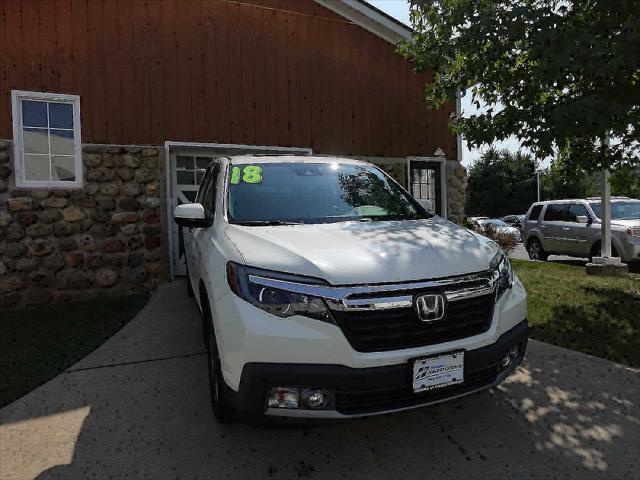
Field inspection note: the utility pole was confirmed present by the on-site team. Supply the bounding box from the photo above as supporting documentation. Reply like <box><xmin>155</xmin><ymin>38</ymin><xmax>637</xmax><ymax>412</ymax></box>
<box><xmin>601</xmin><ymin>168</ymin><xmax>612</xmax><ymax>258</ymax></box>
<box><xmin>536</xmin><ymin>170</ymin><xmax>541</xmax><ymax>202</ymax></box>
<box><xmin>586</xmin><ymin>136</ymin><xmax>628</xmax><ymax>276</ymax></box>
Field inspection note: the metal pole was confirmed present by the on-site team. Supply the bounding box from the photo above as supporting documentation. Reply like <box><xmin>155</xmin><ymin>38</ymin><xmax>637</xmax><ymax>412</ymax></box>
<box><xmin>601</xmin><ymin>168</ymin><xmax>612</xmax><ymax>258</ymax></box>
<box><xmin>536</xmin><ymin>171</ymin><xmax>541</xmax><ymax>202</ymax></box>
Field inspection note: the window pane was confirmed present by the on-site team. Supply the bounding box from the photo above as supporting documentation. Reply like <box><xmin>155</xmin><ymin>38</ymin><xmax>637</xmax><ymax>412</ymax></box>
<box><xmin>568</xmin><ymin>204</ymin><xmax>589</xmax><ymax>222</ymax></box>
<box><xmin>52</xmin><ymin>156</ymin><xmax>76</xmax><ymax>181</ymax></box>
<box><xmin>195</xmin><ymin>156</ymin><xmax>210</xmax><ymax>169</ymax></box>
<box><xmin>22</xmin><ymin>100</ymin><xmax>48</xmax><ymax>127</ymax></box>
<box><xmin>177</xmin><ymin>170</ymin><xmax>194</xmax><ymax>184</ymax></box>
<box><xmin>420</xmin><ymin>184</ymin><xmax>428</xmax><ymax>198</ymax></box>
<box><xmin>544</xmin><ymin>204</ymin><xmax>568</xmax><ymax>221</ymax></box>
<box><xmin>24</xmin><ymin>154</ymin><xmax>51</xmax><ymax>181</ymax></box>
<box><xmin>23</xmin><ymin>128</ymin><xmax>50</xmax><ymax>154</ymax></box>
<box><xmin>48</xmin><ymin>102</ymin><xmax>74</xmax><ymax>129</ymax></box>
<box><xmin>528</xmin><ymin>205</ymin><xmax>543</xmax><ymax>221</ymax></box>
<box><xmin>176</xmin><ymin>156</ymin><xmax>193</xmax><ymax>170</ymax></box>
<box><xmin>50</xmin><ymin>129</ymin><xmax>75</xmax><ymax>155</ymax></box>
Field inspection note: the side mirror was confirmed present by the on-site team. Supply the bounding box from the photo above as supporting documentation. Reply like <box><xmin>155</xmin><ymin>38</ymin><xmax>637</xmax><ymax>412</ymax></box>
<box><xmin>576</xmin><ymin>215</ymin><xmax>590</xmax><ymax>224</ymax></box>
<box><xmin>174</xmin><ymin>203</ymin><xmax>212</xmax><ymax>228</ymax></box>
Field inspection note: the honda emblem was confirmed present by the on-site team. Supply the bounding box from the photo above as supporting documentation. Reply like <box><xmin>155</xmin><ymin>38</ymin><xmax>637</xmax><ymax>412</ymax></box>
<box><xmin>415</xmin><ymin>294</ymin><xmax>445</xmax><ymax>322</ymax></box>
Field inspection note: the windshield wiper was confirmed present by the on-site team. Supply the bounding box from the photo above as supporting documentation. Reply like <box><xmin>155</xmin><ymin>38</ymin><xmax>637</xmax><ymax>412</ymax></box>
<box><xmin>234</xmin><ymin>220</ymin><xmax>305</xmax><ymax>226</ymax></box>
<box><xmin>356</xmin><ymin>214</ymin><xmax>424</xmax><ymax>222</ymax></box>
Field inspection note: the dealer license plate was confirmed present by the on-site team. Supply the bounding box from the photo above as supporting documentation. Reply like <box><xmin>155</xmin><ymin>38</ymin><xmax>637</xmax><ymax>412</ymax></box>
<box><xmin>412</xmin><ymin>352</ymin><xmax>465</xmax><ymax>393</ymax></box>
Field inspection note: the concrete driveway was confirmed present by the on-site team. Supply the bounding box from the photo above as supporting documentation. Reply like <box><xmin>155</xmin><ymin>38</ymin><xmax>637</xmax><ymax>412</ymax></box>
<box><xmin>1</xmin><ymin>282</ymin><xmax>638</xmax><ymax>480</ymax></box>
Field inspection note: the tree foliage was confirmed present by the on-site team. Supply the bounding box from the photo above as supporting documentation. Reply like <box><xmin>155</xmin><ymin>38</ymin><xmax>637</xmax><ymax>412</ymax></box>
<box><xmin>400</xmin><ymin>0</ymin><xmax>640</xmax><ymax>173</ymax></box>
<box><xmin>540</xmin><ymin>157</ymin><xmax>640</xmax><ymax>199</ymax></box>
<box><xmin>466</xmin><ymin>148</ymin><xmax>538</xmax><ymax>216</ymax></box>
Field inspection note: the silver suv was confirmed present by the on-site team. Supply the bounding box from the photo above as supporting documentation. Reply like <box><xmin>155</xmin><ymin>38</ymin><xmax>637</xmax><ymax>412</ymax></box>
<box><xmin>524</xmin><ymin>197</ymin><xmax>640</xmax><ymax>262</ymax></box>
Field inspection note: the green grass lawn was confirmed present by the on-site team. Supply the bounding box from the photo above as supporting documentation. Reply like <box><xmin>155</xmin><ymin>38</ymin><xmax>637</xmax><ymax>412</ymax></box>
<box><xmin>0</xmin><ymin>294</ymin><xmax>149</xmax><ymax>408</ymax></box>
<box><xmin>513</xmin><ymin>259</ymin><xmax>640</xmax><ymax>367</ymax></box>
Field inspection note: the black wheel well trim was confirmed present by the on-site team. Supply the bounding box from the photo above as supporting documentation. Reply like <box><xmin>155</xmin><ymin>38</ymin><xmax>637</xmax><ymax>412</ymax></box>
<box><xmin>590</xmin><ymin>239</ymin><xmax>619</xmax><ymax>255</ymax></box>
<box><xmin>199</xmin><ymin>280</ymin><xmax>209</xmax><ymax>313</ymax></box>
<box><xmin>526</xmin><ymin>236</ymin><xmax>542</xmax><ymax>249</ymax></box>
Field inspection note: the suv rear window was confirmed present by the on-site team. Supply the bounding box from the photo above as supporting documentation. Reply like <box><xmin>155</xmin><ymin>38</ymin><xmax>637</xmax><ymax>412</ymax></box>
<box><xmin>544</xmin><ymin>204</ymin><xmax>569</xmax><ymax>221</ymax></box>
<box><xmin>528</xmin><ymin>205</ymin><xmax>543</xmax><ymax>221</ymax></box>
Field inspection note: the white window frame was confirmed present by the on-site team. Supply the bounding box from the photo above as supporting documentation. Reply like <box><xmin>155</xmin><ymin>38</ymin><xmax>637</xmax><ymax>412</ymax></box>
<box><xmin>11</xmin><ymin>90</ymin><xmax>83</xmax><ymax>189</ymax></box>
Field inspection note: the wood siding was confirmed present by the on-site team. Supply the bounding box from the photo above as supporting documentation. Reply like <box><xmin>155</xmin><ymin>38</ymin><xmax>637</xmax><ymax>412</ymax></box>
<box><xmin>0</xmin><ymin>0</ymin><xmax>457</xmax><ymax>158</ymax></box>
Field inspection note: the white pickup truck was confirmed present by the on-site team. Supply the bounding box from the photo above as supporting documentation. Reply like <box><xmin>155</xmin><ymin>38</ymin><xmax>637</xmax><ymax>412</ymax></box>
<box><xmin>174</xmin><ymin>155</ymin><xmax>528</xmax><ymax>424</ymax></box>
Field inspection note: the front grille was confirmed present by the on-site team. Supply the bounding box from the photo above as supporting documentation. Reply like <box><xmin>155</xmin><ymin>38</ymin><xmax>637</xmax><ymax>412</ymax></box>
<box><xmin>332</xmin><ymin>293</ymin><xmax>495</xmax><ymax>352</ymax></box>
<box><xmin>335</xmin><ymin>362</ymin><xmax>500</xmax><ymax>415</ymax></box>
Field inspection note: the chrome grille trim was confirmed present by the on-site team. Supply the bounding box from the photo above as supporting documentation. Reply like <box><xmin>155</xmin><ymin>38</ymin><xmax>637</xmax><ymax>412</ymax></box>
<box><xmin>248</xmin><ymin>269</ymin><xmax>498</xmax><ymax>310</ymax></box>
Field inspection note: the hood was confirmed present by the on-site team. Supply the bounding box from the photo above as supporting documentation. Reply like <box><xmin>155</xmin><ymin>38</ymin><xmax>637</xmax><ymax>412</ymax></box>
<box><xmin>611</xmin><ymin>219</ymin><xmax>640</xmax><ymax>229</ymax></box>
<box><xmin>225</xmin><ymin>217</ymin><xmax>499</xmax><ymax>285</ymax></box>
<box><xmin>492</xmin><ymin>226</ymin><xmax>520</xmax><ymax>235</ymax></box>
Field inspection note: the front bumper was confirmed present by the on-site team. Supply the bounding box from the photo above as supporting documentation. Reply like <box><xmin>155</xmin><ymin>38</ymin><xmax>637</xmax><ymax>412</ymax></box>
<box><xmin>618</xmin><ymin>239</ymin><xmax>640</xmax><ymax>263</ymax></box>
<box><xmin>228</xmin><ymin>320</ymin><xmax>528</xmax><ymax>420</ymax></box>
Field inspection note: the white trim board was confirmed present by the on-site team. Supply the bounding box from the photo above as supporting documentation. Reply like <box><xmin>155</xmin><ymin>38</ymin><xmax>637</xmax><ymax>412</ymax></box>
<box><xmin>407</xmin><ymin>156</ymin><xmax>448</xmax><ymax>219</ymax></box>
<box><xmin>11</xmin><ymin>90</ymin><xmax>83</xmax><ymax>189</ymax></box>
<box><xmin>313</xmin><ymin>0</ymin><xmax>411</xmax><ymax>45</ymax></box>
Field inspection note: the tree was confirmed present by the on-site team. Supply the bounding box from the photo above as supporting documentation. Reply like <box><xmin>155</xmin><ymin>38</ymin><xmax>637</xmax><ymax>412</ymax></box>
<box><xmin>466</xmin><ymin>148</ymin><xmax>538</xmax><ymax>217</ymax></box>
<box><xmin>539</xmin><ymin>156</ymin><xmax>599</xmax><ymax>200</ymax></box>
<box><xmin>400</xmin><ymin>0</ymin><xmax>640</xmax><ymax>173</ymax></box>
<box><xmin>539</xmin><ymin>156</ymin><xmax>639</xmax><ymax>200</ymax></box>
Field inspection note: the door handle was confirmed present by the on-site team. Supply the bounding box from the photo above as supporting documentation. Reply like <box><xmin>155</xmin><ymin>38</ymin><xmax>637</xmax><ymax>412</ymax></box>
<box><xmin>562</xmin><ymin>227</ymin><xmax>571</xmax><ymax>231</ymax></box>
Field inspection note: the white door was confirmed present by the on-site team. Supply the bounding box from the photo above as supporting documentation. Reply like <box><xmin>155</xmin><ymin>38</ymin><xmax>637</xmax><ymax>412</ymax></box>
<box><xmin>168</xmin><ymin>143</ymin><xmax>312</xmax><ymax>277</ymax></box>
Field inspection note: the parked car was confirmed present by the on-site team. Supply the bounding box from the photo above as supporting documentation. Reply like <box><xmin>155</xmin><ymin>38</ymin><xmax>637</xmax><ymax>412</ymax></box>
<box><xmin>470</xmin><ymin>218</ymin><xmax>522</xmax><ymax>243</ymax></box>
<box><xmin>524</xmin><ymin>197</ymin><xmax>640</xmax><ymax>262</ymax></box>
<box><xmin>501</xmin><ymin>215</ymin><xmax>526</xmax><ymax>235</ymax></box>
<box><xmin>174</xmin><ymin>155</ymin><xmax>528</xmax><ymax>424</ymax></box>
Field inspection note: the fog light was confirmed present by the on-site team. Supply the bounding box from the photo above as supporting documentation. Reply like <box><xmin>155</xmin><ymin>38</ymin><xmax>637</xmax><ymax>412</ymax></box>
<box><xmin>501</xmin><ymin>346</ymin><xmax>521</xmax><ymax>369</ymax></box>
<box><xmin>301</xmin><ymin>388</ymin><xmax>331</xmax><ymax>409</ymax></box>
<box><xmin>267</xmin><ymin>387</ymin><xmax>299</xmax><ymax>409</ymax></box>
<box><xmin>508</xmin><ymin>346</ymin><xmax>520</xmax><ymax>358</ymax></box>
<box><xmin>500</xmin><ymin>353</ymin><xmax>512</xmax><ymax>368</ymax></box>
<box><xmin>308</xmin><ymin>392</ymin><xmax>324</xmax><ymax>407</ymax></box>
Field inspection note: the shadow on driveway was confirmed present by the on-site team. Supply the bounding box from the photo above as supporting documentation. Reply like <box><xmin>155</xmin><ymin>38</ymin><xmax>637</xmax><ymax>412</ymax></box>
<box><xmin>1</xmin><ymin>281</ymin><xmax>638</xmax><ymax>480</ymax></box>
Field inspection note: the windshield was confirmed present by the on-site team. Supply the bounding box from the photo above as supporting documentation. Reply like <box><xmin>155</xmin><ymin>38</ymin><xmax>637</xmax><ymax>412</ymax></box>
<box><xmin>588</xmin><ymin>201</ymin><xmax>640</xmax><ymax>220</ymax></box>
<box><xmin>227</xmin><ymin>162</ymin><xmax>429</xmax><ymax>224</ymax></box>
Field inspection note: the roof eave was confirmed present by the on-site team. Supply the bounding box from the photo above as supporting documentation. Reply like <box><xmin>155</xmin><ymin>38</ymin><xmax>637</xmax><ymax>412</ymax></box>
<box><xmin>313</xmin><ymin>0</ymin><xmax>412</xmax><ymax>45</ymax></box>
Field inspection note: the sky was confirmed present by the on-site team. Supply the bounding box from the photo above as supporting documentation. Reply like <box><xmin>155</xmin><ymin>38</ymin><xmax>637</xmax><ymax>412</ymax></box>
<box><xmin>366</xmin><ymin>0</ymin><xmax>524</xmax><ymax>167</ymax></box>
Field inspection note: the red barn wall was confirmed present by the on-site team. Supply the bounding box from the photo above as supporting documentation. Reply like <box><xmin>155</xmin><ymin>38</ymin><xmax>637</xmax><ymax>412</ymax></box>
<box><xmin>0</xmin><ymin>0</ymin><xmax>457</xmax><ymax>159</ymax></box>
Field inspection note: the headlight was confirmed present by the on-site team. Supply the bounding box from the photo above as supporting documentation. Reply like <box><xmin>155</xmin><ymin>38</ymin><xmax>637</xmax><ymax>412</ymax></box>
<box><xmin>226</xmin><ymin>262</ymin><xmax>332</xmax><ymax>322</ymax></box>
<box><xmin>490</xmin><ymin>250</ymin><xmax>514</xmax><ymax>298</ymax></box>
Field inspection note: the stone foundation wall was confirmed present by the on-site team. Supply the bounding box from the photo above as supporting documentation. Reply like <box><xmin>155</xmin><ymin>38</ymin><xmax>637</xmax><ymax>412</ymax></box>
<box><xmin>446</xmin><ymin>160</ymin><xmax>467</xmax><ymax>224</ymax></box>
<box><xmin>0</xmin><ymin>140</ymin><xmax>166</xmax><ymax>308</ymax></box>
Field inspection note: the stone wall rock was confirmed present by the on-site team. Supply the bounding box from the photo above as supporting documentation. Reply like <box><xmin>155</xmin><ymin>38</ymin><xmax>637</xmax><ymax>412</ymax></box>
<box><xmin>446</xmin><ymin>160</ymin><xmax>468</xmax><ymax>224</ymax></box>
<box><xmin>0</xmin><ymin>141</ymin><xmax>166</xmax><ymax>308</ymax></box>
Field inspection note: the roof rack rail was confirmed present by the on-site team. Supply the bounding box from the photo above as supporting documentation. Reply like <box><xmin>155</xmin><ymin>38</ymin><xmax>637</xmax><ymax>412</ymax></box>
<box><xmin>586</xmin><ymin>196</ymin><xmax>630</xmax><ymax>200</ymax></box>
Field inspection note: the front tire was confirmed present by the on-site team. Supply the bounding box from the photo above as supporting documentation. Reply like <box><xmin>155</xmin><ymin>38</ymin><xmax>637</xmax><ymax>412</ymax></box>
<box><xmin>203</xmin><ymin>298</ymin><xmax>235</xmax><ymax>424</ymax></box>
<box><xmin>186</xmin><ymin>271</ymin><xmax>194</xmax><ymax>298</ymax></box>
<box><xmin>527</xmin><ymin>238</ymin><xmax>548</xmax><ymax>261</ymax></box>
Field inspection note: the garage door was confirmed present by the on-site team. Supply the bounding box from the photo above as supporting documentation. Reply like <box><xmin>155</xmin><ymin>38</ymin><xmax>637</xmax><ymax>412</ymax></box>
<box><xmin>168</xmin><ymin>143</ymin><xmax>312</xmax><ymax>277</ymax></box>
